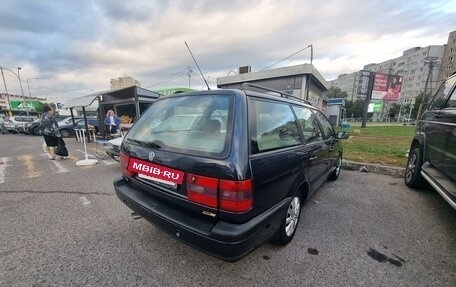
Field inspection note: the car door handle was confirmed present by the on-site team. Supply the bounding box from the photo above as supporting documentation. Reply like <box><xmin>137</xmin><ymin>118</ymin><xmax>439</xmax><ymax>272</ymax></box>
<box><xmin>309</xmin><ymin>156</ymin><xmax>318</xmax><ymax>161</ymax></box>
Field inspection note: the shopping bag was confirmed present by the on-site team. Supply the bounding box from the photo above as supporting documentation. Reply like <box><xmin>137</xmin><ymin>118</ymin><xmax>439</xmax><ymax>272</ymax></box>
<box><xmin>55</xmin><ymin>138</ymin><xmax>69</xmax><ymax>157</ymax></box>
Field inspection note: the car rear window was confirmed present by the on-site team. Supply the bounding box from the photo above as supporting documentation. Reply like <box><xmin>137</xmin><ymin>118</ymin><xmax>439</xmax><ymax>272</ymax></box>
<box><xmin>125</xmin><ymin>94</ymin><xmax>233</xmax><ymax>158</ymax></box>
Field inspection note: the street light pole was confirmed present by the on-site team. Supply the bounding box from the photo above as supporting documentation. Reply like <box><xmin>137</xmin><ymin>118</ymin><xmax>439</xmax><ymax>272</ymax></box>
<box><xmin>0</xmin><ymin>65</ymin><xmax>27</xmax><ymax>115</ymax></box>
<box><xmin>27</xmin><ymin>77</ymin><xmax>39</xmax><ymax>113</ymax></box>
<box><xmin>17</xmin><ymin>67</ymin><xmax>28</xmax><ymax>116</ymax></box>
<box><xmin>0</xmin><ymin>67</ymin><xmax>11</xmax><ymax>113</ymax></box>
<box><xmin>415</xmin><ymin>57</ymin><xmax>439</xmax><ymax>123</ymax></box>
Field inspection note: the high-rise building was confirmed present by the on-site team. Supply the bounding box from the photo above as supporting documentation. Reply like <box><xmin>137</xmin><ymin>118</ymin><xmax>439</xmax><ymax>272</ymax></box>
<box><xmin>364</xmin><ymin>45</ymin><xmax>445</xmax><ymax>104</ymax></box>
<box><xmin>329</xmin><ymin>72</ymin><xmax>359</xmax><ymax>101</ymax></box>
<box><xmin>329</xmin><ymin>45</ymin><xmax>445</xmax><ymax>106</ymax></box>
<box><xmin>439</xmin><ymin>30</ymin><xmax>456</xmax><ymax>82</ymax></box>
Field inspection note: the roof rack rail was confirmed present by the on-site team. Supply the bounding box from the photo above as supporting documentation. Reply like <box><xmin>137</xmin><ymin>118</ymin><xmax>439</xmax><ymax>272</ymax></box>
<box><xmin>241</xmin><ymin>83</ymin><xmax>312</xmax><ymax>105</ymax></box>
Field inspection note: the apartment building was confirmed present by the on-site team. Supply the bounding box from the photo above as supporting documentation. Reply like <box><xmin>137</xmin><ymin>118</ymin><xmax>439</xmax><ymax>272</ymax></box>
<box><xmin>439</xmin><ymin>30</ymin><xmax>456</xmax><ymax>82</ymax></box>
<box><xmin>366</xmin><ymin>45</ymin><xmax>445</xmax><ymax>103</ymax></box>
<box><xmin>329</xmin><ymin>72</ymin><xmax>359</xmax><ymax>101</ymax></box>
<box><xmin>329</xmin><ymin>45</ymin><xmax>445</xmax><ymax>105</ymax></box>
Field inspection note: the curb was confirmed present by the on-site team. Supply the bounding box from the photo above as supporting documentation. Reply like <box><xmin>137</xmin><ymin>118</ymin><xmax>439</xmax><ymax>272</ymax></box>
<box><xmin>342</xmin><ymin>160</ymin><xmax>405</xmax><ymax>178</ymax></box>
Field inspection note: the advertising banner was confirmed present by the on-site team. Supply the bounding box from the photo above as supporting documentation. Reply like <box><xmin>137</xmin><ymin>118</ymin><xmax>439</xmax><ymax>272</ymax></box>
<box><xmin>371</xmin><ymin>72</ymin><xmax>402</xmax><ymax>101</ymax></box>
<box><xmin>10</xmin><ymin>100</ymin><xmax>44</xmax><ymax>112</ymax></box>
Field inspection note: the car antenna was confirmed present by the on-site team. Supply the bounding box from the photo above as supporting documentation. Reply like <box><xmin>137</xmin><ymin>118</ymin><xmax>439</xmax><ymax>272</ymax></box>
<box><xmin>185</xmin><ymin>41</ymin><xmax>211</xmax><ymax>90</ymax></box>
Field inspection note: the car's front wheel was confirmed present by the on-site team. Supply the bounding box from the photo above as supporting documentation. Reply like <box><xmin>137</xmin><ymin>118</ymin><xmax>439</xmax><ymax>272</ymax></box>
<box><xmin>33</xmin><ymin>127</ymin><xmax>42</xmax><ymax>136</ymax></box>
<box><xmin>405</xmin><ymin>147</ymin><xmax>426</xmax><ymax>188</ymax></box>
<box><xmin>271</xmin><ymin>192</ymin><xmax>301</xmax><ymax>246</ymax></box>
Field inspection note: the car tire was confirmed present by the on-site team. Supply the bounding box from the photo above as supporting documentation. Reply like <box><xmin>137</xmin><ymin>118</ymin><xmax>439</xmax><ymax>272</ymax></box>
<box><xmin>60</xmin><ymin>129</ymin><xmax>71</xmax><ymax>138</ymax></box>
<box><xmin>33</xmin><ymin>127</ymin><xmax>42</xmax><ymax>136</ymax></box>
<box><xmin>405</xmin><ymin>147</ymin><xmax>426</xmax><ymax>188</ymax></box>
<box><xmin>271</xmin><ymin>192</ymin><xmax>301</xmax><ymax>246</ymax></box>
<box><xmin>328</xmin><ymin>154</ymin><xmax>342</xmax><ymax>181</ymax></box>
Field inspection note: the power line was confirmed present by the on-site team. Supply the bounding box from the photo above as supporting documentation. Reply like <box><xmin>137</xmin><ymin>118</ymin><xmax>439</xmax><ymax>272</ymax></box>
<box><xmin>143</xmin><ymin>68</ymin><xmax>189</xmax><ymax>88</ymax></box>
<box><xmin>261</xmin><ymin>44</ymin><xmax>313</xmax><ymax>71</ymax></box>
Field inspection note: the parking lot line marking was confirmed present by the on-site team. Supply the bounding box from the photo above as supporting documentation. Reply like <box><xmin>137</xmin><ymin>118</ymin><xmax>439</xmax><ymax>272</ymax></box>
<box><xmin>101</xmin><ymin>159</ymin><xmax>116</xmax><ymax>165</ymax></box>
<box><xmin>51</xmin><ymin>160</ymin><xmax>69</xmax><ymax>173</ymax></box>
<box><xmin>0</xmin><ymin>157</ymin><xmax>10</xmax><ymax>184</ymax></box>
<box><xmin>75</xmin><ymin>149</ymin><xmax>97</xmax><ymax>159</ymax></box>
<box><xmin>18</xmin><ymin>155</ymin><xmax>41</xmax><ymax>178</ymax></box>
<box><xmin>79</xmin><ymin>196</ymin><xmax>91</xmax><ymax>206</ymax></box>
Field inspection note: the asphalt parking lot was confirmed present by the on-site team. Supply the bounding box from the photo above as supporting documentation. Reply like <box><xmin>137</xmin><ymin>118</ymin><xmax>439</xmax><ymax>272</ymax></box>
<box><xmin>0</xmin><ymin>134</ymin><xmax>455</xmax><ymax>286</ymax></box>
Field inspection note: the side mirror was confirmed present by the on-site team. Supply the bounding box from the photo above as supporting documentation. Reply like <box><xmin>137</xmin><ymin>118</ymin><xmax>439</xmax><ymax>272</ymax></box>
<box><xmin>337</xmin><ymin>131</ymin><xmax>350</xmax><ymax>139</ymax></box>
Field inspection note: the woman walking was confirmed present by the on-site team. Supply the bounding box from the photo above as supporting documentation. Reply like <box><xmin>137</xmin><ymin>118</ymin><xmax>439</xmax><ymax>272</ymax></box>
<box><xmin>40</xmin><ymin>105</ymin><xmax>61</xmax><ymax>160</ymax></box>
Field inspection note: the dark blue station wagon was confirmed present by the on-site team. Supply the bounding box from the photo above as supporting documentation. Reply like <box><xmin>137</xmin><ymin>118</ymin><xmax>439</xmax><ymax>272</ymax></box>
<box><xmin>114</xmin><ymin>85</ymin><xmax>349</xmax><ymax>262</ymax></box>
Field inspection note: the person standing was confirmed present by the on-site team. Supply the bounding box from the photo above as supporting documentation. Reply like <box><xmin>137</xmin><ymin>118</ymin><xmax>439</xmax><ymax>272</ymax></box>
<box><xmin>40</xmin><ymin>105</ymin><xmax>61</xmax><ymax>160</ymax></box>
<box><xmin>104</xmin><ymin>110</ymin><xmax>121</xmax><ymax>136</ymax></box>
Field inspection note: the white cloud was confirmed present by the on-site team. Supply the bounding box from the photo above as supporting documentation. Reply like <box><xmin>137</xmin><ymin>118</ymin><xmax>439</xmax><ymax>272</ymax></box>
<box><xmin>0</xmin><ymin>0</ymin><xmax>454</xmax><ymax>101</ymax></box>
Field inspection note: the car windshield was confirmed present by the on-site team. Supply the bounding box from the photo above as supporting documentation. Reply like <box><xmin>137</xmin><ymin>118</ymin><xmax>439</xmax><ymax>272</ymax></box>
<box><xmin>126</xmin><ymin>94</ymin><xmax>233</xmax><ymax>158</ymax></box>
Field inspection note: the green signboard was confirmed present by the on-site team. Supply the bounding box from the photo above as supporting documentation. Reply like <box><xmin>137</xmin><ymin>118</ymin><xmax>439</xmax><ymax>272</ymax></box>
<box><xmin>10</xmin><ymin>100</ymin><xmax>45</xmax><ymax>112</ymax></box>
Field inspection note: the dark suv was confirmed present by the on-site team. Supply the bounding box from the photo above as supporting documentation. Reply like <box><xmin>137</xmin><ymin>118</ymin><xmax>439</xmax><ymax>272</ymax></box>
<box><xmin>405</xmin><ymin>73</ymin><xmax>456</xmax><ymax>209</ymax></box>
<box><xmin>114</xmin><ymin>85</ymin><xmax>349</xmax><ymax>261</ymax></box>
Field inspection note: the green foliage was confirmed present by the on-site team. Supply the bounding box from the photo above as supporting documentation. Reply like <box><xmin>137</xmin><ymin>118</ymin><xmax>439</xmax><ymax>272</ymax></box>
<box><xmin>388</xmin><ymin>103</ymin><xmax>400</xmax><ymax>117</ymax></box>
<box><xmin>412</xmin><ymin>91</ymin><xmax>431</xmax><ymax>118</ymax></box>
<box><xmin>326</xmin><ymin>86</ymin><xmax>348</xmax><ymax>99</ymax></box>
<box><xmin>345</xmin><ymin>99</ymin><xmax>365</xmax><ymax>118</ymax></box>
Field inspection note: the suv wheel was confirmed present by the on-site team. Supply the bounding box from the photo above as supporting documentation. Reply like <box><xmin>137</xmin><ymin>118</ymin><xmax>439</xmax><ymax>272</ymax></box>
<box><xmin>272</xmin><ymin>192</ymin><xmax>301</xmax><ymax>245</ymax></box>
<box><xmin>33</xmin><ymin>127</ymin><xmax>42</xmax><ymax>136</ymax></box>
<box><xmin>328</xmin><ymin>155</ymin><xmax>342</xmax><ymax>181</ymax></box>
<box><xmin>405</xmin><ymin>147</ymin><xmax>425</xmax><ymax>188</ymax></box>
<box><xmin>60</xmin><ymin>129</ymin><xmax>71</xmax><ymax>138</ymax></box>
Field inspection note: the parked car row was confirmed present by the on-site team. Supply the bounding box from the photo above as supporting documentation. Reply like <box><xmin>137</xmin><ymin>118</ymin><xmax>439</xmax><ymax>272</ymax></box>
<box><xmin>3</xmin><ymin>116</ymin><xmax>38</xmax><ymax>134</ymax></box>
<box><xmin>1</xmin><ymin>115</ymin><xmax>100</xmax><ymax>138</ymax></box>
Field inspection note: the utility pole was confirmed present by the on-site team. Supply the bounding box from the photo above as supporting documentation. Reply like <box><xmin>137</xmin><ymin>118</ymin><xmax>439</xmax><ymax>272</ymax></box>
<box><xmin>17</xmin><ymin>67</ymin><xmax>28</xmax><ymax>116</ymax></box>
<box><xmin>415</xmin><ymin>57</ymin><xmax>439</xmax><ymax>123</ymax></box>
<box><xmin>0</xmin><ymin>66</ymin><xmax>27</xmax><ymax>116</ymax></box>
<box><xmin>0</xmin><ymin>67</ymin><xmax>11</xmax><ymax>114</ymax></box>
<box><xmin>27</xmin><ymin>78</ymin><xmax>39</xmax><ymax>114</ymax></box>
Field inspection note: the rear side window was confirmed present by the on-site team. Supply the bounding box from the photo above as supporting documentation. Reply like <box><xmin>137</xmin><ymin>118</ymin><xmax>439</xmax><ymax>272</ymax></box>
<box><xmin>126</xmin><ymin>94</ymin><xmax>233</xmax><ymax>158</ymax></box>
<box><xmin>292</xmin><ymin>106</ymin><xmax>323</xmax><ymax>144</ymax></box>
<box><xmin>447</xmin><ymin>90</ymin><xmax>456</xmax><ymax>108</ymax></box>
<box><xmin>313</xmin><ymin>110</ymin><xmax>335</xmax><ymax>139</ymax></box>
<box><xmin>429</xmin><ymin>76</ymin><xmax>456</xmax><ymax>110</ymax></box>
<box><xmin>250</xmin><ymin>99</ymin><xmax>301</xmax><ymax>154</ymax></box>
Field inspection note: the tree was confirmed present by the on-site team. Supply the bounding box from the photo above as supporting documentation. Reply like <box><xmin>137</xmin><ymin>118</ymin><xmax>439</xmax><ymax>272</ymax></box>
<box><xmin>326</xmin><ymin>86</ymin><xmax>348</xmax><ymax>99</ymax></box>
<box><xmin>388</xmin><ymin>103</ymin><xmax>400</xmax><ymax>118</ymax></box>
<box><xmin>413</xmin><ymin>91</ymin><xmax>432</xmax><ymax>119</ymax></box>
<box><xmin>345</xmin><ymin>99</ymin><xmax>365</xmax><ymax>119</ymax></box>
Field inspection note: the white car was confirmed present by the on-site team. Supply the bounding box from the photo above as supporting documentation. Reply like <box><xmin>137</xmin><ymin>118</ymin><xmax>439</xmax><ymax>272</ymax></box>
<box><xmin>4</xmin><ymin>116</ymin><xmax>37</xmax><ymax>133</ymax></box>
<box><xmin>105</xmin><ymin>136</ymin><xmax>123</xmax><ymax>161</ymax></box>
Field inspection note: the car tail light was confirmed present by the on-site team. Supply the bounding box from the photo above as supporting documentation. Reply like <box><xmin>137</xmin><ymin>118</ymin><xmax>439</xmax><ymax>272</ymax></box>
<box><xmin>120</xmin><ymin>152</ymin><xmax>136</xmax><ymax>177</ymax></box>
<box><xmin>186</xmin><ymin>174</ymin><xmax>253</xmax><ymax>213</ymax></box>
<box><xmin>219</xmin><ymin>179</ymin><xmax>253</xmax><ymax>212</ymax></box>
<box><xmin>187</xmin><ymin>174</ymin><xmax>218</xmax><ymax>208</ymax></box>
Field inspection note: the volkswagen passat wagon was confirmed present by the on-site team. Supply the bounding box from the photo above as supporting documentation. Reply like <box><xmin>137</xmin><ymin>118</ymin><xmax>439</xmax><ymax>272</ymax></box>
<box><xmin>114</xmin><ymin>84</ymin><xmax>349</xmax><ymax>262</ymax></box>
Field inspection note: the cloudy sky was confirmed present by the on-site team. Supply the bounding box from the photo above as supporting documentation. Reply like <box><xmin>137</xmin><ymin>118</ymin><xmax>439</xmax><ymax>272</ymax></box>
<box><xmin>0</xmin><ymin>0</ymin><xmax>454</xmax><ymax>103</ymax></box>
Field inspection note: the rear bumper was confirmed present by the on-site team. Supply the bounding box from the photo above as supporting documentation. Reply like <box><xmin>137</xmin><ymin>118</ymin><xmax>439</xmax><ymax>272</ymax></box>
<box><xmin>114</xmin><ymin>177</ymin><xmax>288</xmax><ymax>262</ymax></box>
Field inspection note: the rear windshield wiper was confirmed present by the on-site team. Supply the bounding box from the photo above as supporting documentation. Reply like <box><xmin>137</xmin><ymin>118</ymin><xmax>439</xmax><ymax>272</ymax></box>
<box><xmin>128</xmin><ymin>139</ymin><xmax>162</xmax><ymax>149</ymax></box>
